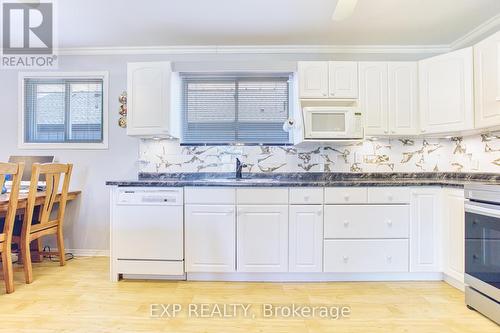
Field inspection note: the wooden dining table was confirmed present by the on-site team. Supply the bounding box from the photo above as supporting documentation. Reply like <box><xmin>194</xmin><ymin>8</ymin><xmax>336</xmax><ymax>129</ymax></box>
<box><xmin>0</xmin><ymin>190</ymin><xmax>81</xmax><ymax>261</ymax></box>
<box><xmin>0</xmin><ymin>190</ymin><xmax>81</xmax><ymax>214</ymax></box>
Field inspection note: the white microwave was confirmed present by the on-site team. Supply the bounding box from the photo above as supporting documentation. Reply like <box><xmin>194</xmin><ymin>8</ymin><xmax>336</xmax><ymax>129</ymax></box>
<box><xmin>302</xmin><ymin>106</ymin><xmax>364</xmax><ymax>140</ymax></box>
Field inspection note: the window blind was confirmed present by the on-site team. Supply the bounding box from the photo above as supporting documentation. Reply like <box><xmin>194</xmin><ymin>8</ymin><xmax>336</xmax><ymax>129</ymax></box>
<box><xmin>181</xmin><ymin>75</ymin><xmax>291</xmax><ymax>145</ymax></box>
<box><xmin>24</xmin><ymin>78</ymin><xmax>104</xmax><ymax>143</ymax></box>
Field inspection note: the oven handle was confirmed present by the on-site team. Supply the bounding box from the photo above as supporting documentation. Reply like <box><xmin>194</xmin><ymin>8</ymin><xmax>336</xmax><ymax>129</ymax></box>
<box><xmin>465</xmin><ymin>202</ymin><xmax>500</xmax><ymax>218</ymax></box>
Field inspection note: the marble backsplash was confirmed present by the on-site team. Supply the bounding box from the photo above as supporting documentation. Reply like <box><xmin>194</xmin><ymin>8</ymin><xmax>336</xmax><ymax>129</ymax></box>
<box><xmin>138</xmin><ymin>133</ymin><xmax>500</xmax><ymax>174</ymax></box>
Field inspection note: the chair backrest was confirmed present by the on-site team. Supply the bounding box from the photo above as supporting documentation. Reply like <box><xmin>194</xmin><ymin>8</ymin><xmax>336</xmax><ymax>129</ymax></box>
<box><xmin>0</xmin><ymin>162</ymin><xmax>24</xmax><ymax>240</ymax></box>
<box><xmin>23</xmin><ymin>163</ymin><xmax>73</xmax><ymax>235</ymax></box>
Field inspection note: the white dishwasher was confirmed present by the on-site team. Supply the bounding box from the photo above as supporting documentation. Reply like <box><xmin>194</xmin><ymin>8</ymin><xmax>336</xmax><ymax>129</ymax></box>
<box><xmin>110</xmin><ymin>187</ymin><xmax>184</xmax><ymax>281</ymax></box>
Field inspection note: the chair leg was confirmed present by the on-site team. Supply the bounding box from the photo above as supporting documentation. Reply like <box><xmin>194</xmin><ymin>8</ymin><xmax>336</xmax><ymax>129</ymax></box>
<box><xmin>57</xmin><ymin>228</ymin><xmax>66</xmax><ymax>266</ymax></box>
<box><xmin>20</xmin><ymin>236</ymin><xmax>33</xmax><ymax>284</ymax></box>
<box><xmin>1</xmin><ymin>247</ymin><xmax>14</xmax><ymax>294</ymax></box>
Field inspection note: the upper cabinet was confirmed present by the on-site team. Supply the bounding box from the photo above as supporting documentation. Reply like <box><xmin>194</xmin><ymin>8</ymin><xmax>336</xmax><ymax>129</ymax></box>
<box><xmin>329</xmin><ymin>61</ymin><xmax>358</xmax><ymax>99</ymax></box>
<box><xmin>388</xmin><ymin>62</ymin><xmax>419</xmax><ymax>136</ymax></box>
<box><xmin>418</xmin><ymin>47</ymin><xmax>474</xmax><ymax>134</ymax></box>
<box><xmin>298</xmin><ymin>61</ymin><xmax>329</xmax><ymax>98</ymax></box>
<box><xmin>126</xmin><ymin>62</ymin><xmax>180</xmax><ymax>137</ymax></box>
<box><xmin>298</xmin><ymin>61</ymin><xmax>358</xmax><ymax>99</ymax></box>
<box><xmin>359</xmin><ymin>62</ymin><xmax>389</xmax><ymax>136</ymax></box>
<box><xmin>360</xmin><ymin>62</ymin><xmax>419</xmax><ymax>136</ymax></box>
<box><xmin>474</xmin><ymin>31</ymin><xmax>500</xmax><ymax>129</ymax></box>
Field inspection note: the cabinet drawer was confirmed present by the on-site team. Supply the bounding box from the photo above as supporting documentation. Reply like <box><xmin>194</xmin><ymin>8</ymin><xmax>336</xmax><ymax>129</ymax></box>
<box><xmin>324</xmin><ymin>187</ymin><xmax>367</xmax><ymax>204</ymax></box>
<box><xmin>324</xmin><ymin>239</ymin><xmax>409</xmax><ymax>273</ymax></box>
<box><xmin>289</xmin><ymin>188</ymin><xmax>323</xmax><ymax>204</ymax></box>
<box><xmin>236</xmin><ymin>188</ymin><xmax>288</xmax><ymax>205</ymax></box>
<box><xmin>368</xmin><ymin>187</ymin><xmax>410</xmax><ymax>204</ymax></box>
<box><xmin>185</xmin><ymin>187</ymin><xmax>235</xmax><ymax>204</ymax></box>
<box><xmin>324</xmin><ymin>205</ymin><xmax>409</xmax><ymax>239</ymax></box>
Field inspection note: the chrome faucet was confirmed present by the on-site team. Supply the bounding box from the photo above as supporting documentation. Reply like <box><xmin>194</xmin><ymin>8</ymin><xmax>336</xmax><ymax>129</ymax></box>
<box><xmin>235</xmin><ymin>158</ymin><xmax>247</xmax><ymax>180</ymax></box>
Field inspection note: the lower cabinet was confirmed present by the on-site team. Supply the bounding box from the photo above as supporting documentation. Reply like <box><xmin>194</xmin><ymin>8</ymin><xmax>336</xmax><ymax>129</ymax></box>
<box><xmin>237</xmin><ymin>205</ymin><xmax>289</xmax><ymax>272</ymax></box>
<box><xmin>185</xmin><ymin>205</ymin><xmax>236</xmax><ymax>272</ymax></box>
<box><xmin>442</xmin><ymin>188</ymin><xmax>465</xmax><ymax>284</ymax></box>
<box><xmin>324</xmin><ymin>239</ymin><xmax>409</xmax><ymax>273</ymax></box>
<box><xmin>289</xmin><ymin>205</ymin><xmax>323</xmax><ymax>272</ymax></box>
<box><xmin>410</xmin><ymin>188</ymin><xmax>442</xmax><ymax>272</ymax></box>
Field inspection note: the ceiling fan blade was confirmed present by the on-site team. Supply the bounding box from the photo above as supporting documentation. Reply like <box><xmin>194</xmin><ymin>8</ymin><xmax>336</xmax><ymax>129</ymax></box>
<box><xmin>332</xmin><ymin>0</ymin><xmax>359</xmax><ymax>21</ymax></box>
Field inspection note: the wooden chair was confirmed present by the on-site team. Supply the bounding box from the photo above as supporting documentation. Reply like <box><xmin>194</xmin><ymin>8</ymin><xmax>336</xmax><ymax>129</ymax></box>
<box><xmin>14</xmin><ymin>163</ymin><xmax>72</xmax><ymax>284</ymax></box>
<box><xmin>0</xmin><ymin>162</ymin><xmax>24</xmax><ymax>293</ymax></box>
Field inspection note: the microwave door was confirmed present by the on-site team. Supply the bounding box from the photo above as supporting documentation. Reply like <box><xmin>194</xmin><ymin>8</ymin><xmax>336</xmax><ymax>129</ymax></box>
<box><xmin>306</xmin><ymin>111</ymin><xmax>348</xmax><ymax>139</ymax></box>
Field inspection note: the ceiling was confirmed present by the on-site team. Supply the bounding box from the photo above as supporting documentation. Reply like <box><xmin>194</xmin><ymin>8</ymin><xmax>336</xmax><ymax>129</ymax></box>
<box><xmin>56</xmin><ymin>0</ymin><xmax>500</xmax><ymax>48</ymax></box>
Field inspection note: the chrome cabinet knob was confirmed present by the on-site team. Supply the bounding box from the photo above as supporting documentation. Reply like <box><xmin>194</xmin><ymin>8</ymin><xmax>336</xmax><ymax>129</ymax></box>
<box><xmin>343</xmin><ymin>256</ymin><xmax>349</xmax><ymax>263</ymax></box>
<box><xmin>343</xmin><ymin>220</ymin><xmax>349</xmax><ymax>227</ymax></box>
<box><xmin>387</xmin><ymin>220</ymin><xmax>393</xmax><ymax>227</ymax></box>
<box><xmin>386</xmin><ymin>256</ymin><xmax>392</xmax><ymax>262</ymax></box>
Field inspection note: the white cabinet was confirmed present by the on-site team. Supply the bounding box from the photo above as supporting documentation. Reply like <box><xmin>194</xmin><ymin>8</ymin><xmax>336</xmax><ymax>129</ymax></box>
<box><xmin>289</xmin><ymin>205</ymin><xmax>323</xmax><ymax>272</ymax></box>
<box><xmin>329</xmin><ymin>61</ymin><xmax>358</xmax><ymax>99</ymax></box>
<box><xmin>324</xmin><ymin>205</ymin><xmax>409</xmax><ymax>239</ymax></box>
<box><xmin>360</xmin><ymin>62</ymin><xmax>418</xmax><ymax>136</ymax></box>
<box><xmin>126</xmin><ymin>62</ymin><xmax>180</xmax><ymax>137</ymax></box>
<box><xmin>359</xmin><ymin>62</ymin><xmax>389</xmax><ymax>136</ymax></box>
<box><xmin>185</xmin><ymin>205</ymin><xmax>236</xmax><ymax>273</ymax></box>
<box><xmin>237</xmin><ymin>205</ymin><xmax>288</xmax><ymax>272</ymax></box>
<box><xmin>298</xmin><ymin>61</ymin><xmax>329</xmax><ymax>98</ymax></box>
<box><xmin>410</xmin><ymin>188</ymin><xmax>442</xmax><ymax>272</ymax></box>
<box><xmin>419</xmin><ymin>47</ymin><xmax>474</xmax><ymax>134</ymax></box>
<box><xmin>388</xmin><ymin>62</ymin><xmax>419</xmax><ymax>135</ymax></box>
<box><xmin>298</xmin><ymin>61</ymin><xmax>358</xmax><ymax>99</ymax></box>
<box><xmin>324</xmin><ymin>239</ymin><xmax>409</xmax><ymax>273</ymax></box>
<box><xmin>474</xmin><ymin>31</ymin><xmax>500</xmax><ymax>129</ymax></box>
<box><xmin>442</xmin><ymin>188</ymin><xmax>465</xmax><ymax>286</ymax></box>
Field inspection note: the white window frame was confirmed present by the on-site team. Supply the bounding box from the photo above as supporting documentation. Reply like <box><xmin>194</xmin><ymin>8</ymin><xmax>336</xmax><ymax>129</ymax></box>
<box><xmin>18</xmin><ymin>71</ymin><xmax>109</xmax><ymax>150</ymax></box>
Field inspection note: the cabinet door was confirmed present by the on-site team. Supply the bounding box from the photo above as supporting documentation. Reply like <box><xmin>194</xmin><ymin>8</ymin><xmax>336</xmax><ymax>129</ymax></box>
<box><xmin>359</xmin><ymin>62</ymin><xmax>389</xmax><ymax>135</ymax></box>
<box><xmin>289</xmin><ymin>205</ymin><xmax>323</xmax><ymax>272</ymax></box>
<box><xmin>419</xmin><ymin>48</ymin><xmax>474</xmax><ymax>134</ymax></box>
<box><xmin>388</xmin><ymin>62</ymin><xmax>419</xmax><ymax>135</ymax></box>
<box><xmin>329</xmin><ymin>61</ymin><xmax>358</xmax><ymax>98</ymax></box>
<box><xmin>410</xmin><ymin>188</ymin><xmax>442</xmax><ymax>272</ymax></box>
<box><xmin>442</xmin><ymin>189</ymin><xmax>465</xmax><ymax>284</ymax></box>
<box><xmin>185</xmin><ymin>205</ymin><xmax>236</xmax><ymax>272</ymax></box>
<box><xmin>237</xmin><ymin>205</ymin><xmax>288</xmax><ymax>272</ymax></box>
<box><xmin>474</xmin><ymin>31</ymin><xmax>500</xmax><ymax>129</ymax></box>
<box><xmin>127</xmin><ymin>62</ymin><xmax>172</xmax><ymax>136</ymax></box>
<box><xmin>298</xmin><ymin>61</ymin><xmax>329</xmax><ymax>98</ymax></box>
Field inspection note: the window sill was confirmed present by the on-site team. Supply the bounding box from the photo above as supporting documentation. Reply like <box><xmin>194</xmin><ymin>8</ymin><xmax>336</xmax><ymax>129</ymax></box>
<box><xmin>18</xmin><ymin>142</ymin><xmax>109</xmax><ymax>150</ymax></box>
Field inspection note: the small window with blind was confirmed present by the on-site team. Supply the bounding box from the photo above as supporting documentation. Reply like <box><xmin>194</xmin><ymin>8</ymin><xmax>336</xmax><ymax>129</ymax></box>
<box><xmin>20</xmin><ymin>72</ymin><xmax>108</xmax><ymax>149</ymax></box>
<box><xmin>181</xmin><ymin>74</ymin><xmax>291</xmax><ymax>145</ymax></box>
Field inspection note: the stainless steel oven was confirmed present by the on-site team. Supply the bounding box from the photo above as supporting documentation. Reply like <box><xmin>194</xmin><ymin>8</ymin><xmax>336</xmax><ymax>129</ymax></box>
<box><xmin>464</xmin><ymin>184</ymin><xmax>500</xmax><ymax>324</ymax></box>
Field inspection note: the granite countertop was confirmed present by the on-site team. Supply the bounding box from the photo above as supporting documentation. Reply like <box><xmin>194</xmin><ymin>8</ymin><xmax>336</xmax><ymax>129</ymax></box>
<box><xmin>105</xmin><ymin>172</ymin><xmax>500</xmax><ymax>188</ymax></box>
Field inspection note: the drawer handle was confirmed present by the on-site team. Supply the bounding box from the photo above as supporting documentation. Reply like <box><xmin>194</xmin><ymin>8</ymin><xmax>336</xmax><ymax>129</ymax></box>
<box><xmin>386</xmin><ymin>220</ymin><xmax>393</xmax><ymax>227</ymax></box>
<box><xmin>343</xmin><ymin>220</ymin><xmax>349</xmax><ymax>227</ymax></box>
<box><xmin>344</xmin><ymin>195</ymin><xmax>350</xmax><ymax>201</ymax></box>
<box><xmin>343</xmin><ymin>256</ymin><xmax>349</xmax><ymax>263</ymax></box>
<box><xmin>387</xmin><ymin>195</ymin><xmax>393</xmax><ymax>201</ymax></box>
<box><xmin>304</xmin><ymin>195</ymin><xmax>310</xmax><ymax>201</ymax></box>
<box><xmin>386</xmin><ymin>256</ymin><xmax>392</xmax><ymax>262</ymax></box>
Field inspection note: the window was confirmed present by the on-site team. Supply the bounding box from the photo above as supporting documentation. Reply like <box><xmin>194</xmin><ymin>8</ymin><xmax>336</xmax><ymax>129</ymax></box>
<box><xmin>20</xmin><ymin>72</ymin><xmax>108</xmax><ymax>149</ymax></box>
<box><xmin>181</xmin><ymin>74</ymin><xmax>291</xmax><ymax>145</ymax></box>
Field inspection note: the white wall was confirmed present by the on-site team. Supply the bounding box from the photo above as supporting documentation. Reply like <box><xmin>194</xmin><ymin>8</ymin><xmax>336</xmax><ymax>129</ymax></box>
<box><xmin>0</xmin><ymin>51</ymin><xmax>488</xmax><ymax>253</ymax></box>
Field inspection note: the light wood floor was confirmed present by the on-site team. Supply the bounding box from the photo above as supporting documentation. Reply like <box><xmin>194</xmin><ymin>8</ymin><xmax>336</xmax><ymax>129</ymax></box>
<box><xmin>0</xmin><ymin>257</ymin><xmax>498</xmax><ymax>333</ymax></box>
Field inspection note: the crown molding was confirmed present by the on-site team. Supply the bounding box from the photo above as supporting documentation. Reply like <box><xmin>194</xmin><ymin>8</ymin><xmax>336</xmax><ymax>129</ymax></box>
<box><xmin>55</xmin><ymin>44</ymin><xmax>450</xmax><ymax>56</ymax></box>
<box><xmin>451</xmin><ymin>13</ymin><xmax>500</xmax><ymax>50</ymax></box>
<box><xmin>13</xmin><ymin>13</ymin><xmax>500</xmax><ymax>57</ymax></box>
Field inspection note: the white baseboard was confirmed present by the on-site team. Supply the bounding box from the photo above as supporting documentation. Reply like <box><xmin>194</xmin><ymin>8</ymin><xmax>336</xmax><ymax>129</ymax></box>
<box><xmin>53</xmin><ymin>248</ymin><xmax>109</xmax><ymax>257</ymax></box>
<box><xmin>186</xmin><ymin>272</ymin><xmax>444</xmax><ymax>282</ymax></box>
<box><xmin>443</xmin><ymin>274</ymin><xmax>465</xmax><ymax>291</ymax></box>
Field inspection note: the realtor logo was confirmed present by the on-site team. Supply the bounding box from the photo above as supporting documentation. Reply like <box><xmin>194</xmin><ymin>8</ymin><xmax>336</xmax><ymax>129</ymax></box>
<box><xmin>1</xmin><ymin>0</ymin><xmax>57</xmax><ymax>68</ymax></box>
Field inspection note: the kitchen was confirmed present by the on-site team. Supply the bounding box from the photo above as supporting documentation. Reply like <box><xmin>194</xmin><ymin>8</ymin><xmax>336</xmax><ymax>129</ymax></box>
<box><xmin>0</xmin><ymin>0</ymin><xmax>500</xmax><ymax>332</ymax></box>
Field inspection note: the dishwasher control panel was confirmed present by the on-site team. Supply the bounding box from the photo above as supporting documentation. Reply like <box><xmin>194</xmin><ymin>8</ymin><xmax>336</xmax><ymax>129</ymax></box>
<box><xmin>116</xmin><ymin>188</ymin><xmax>183</xmax><ymax>205</ymax></box>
